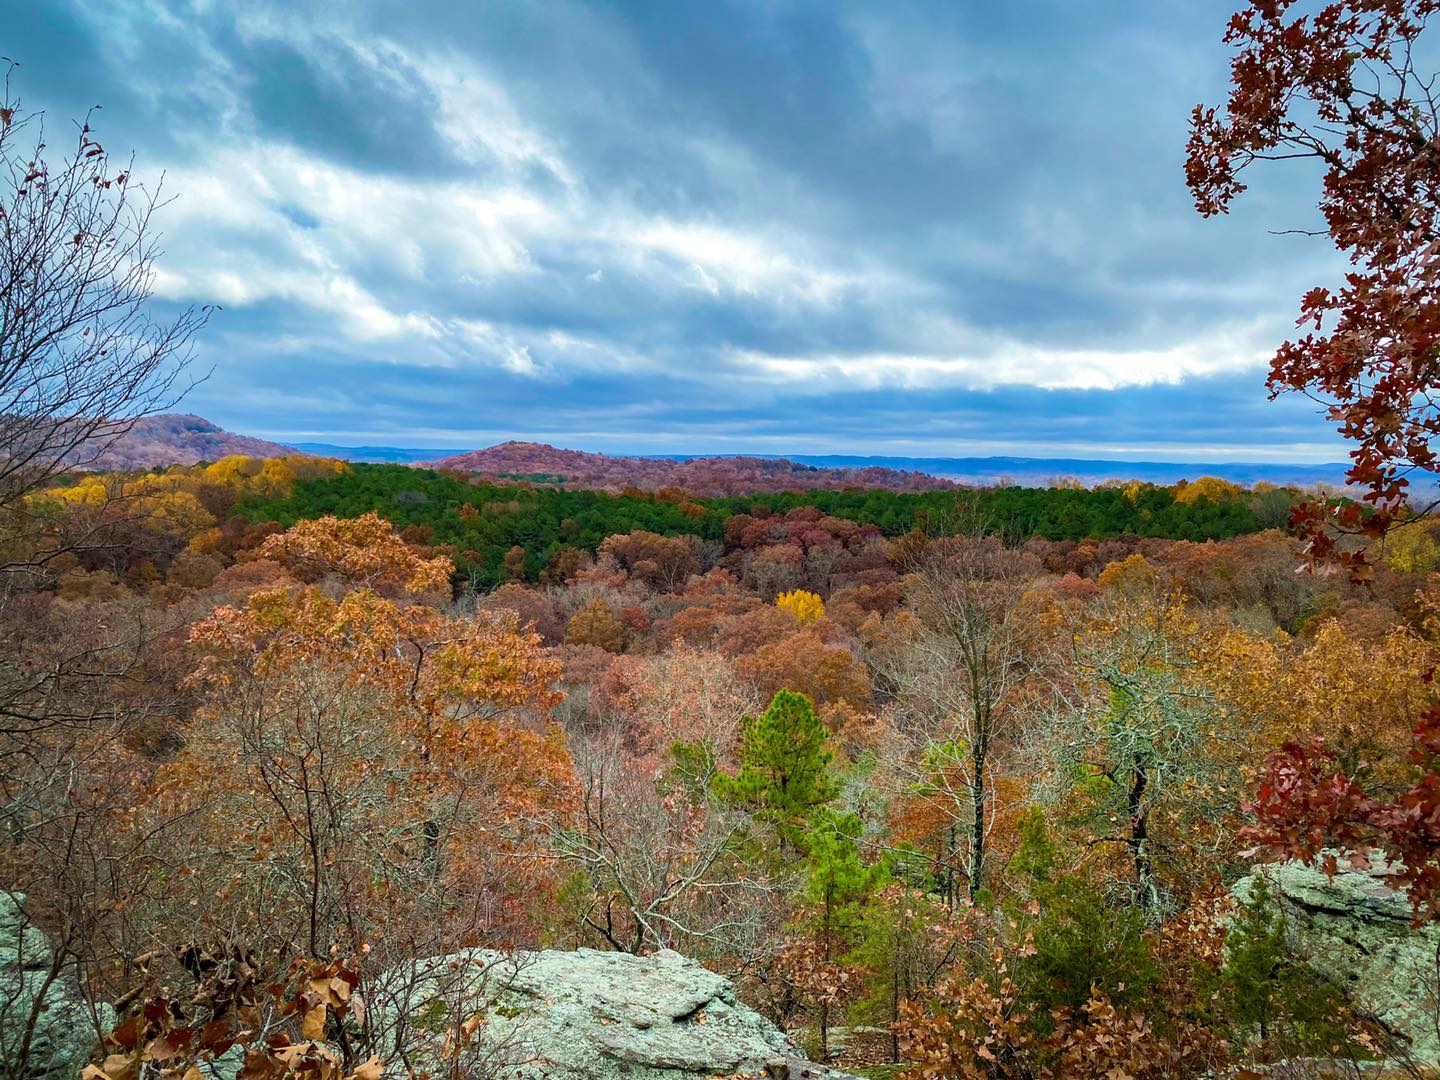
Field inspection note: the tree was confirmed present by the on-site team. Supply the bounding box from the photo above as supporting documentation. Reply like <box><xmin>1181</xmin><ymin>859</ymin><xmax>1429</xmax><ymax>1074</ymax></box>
<box><xmin>564</xmin><ymin>596</ymin><xmax>626</xmax><ymax>652</ymax></box>
<box><xmin>140</xmin><ymin>516</ymin><xmax>575</xmax><ymax>964</ymax></box>
<box><xmin>1187</xmin><ymin>0</ymin><xmax>1440</xmax><ymax>568</ymax></box>
<box><xmin>591</xmin><ymin>644</ymin><xmax>758</xmax><ymax>771</ymax></box>
<box><xmin>787</xmin><ymin>808</ymin><xmax>883</xmax><ymax>1061</ymax></box>
<box><xmin>1172</xmin><ymin>477</ymin><xmax>1242</xmax><ymax>506</ymax></box>
<box><xmin>598</xmin><ymin>531</ymin><xmax>700</xmax><ymax>592</ymax></box>
<box><xmin>776</xmin><ymin>588</ymin><xmax>825</xmax><ymax>624</ymax></box>
<box><xmin>1381</xmin><ymin>515</ymin><xmax>1440</xmax><ymax>573</ymax></box>
<box><xmin>155</xmin><ymin>584</ymin><xmax>575</xmax><ymax>959</ymax></box>
<box><xmin>849</xmin><ymin>883</ymin><xmax>973</xmax><ymax>1064</ymax></box>
<box><xmin>737</xmin><ymin>628</ymin><xmax>873</xmax><ymax>712</ymax></box>
<box><xmin>0</xmin><ymin>70</ymin><xmax>209</xmax><ymax>1075</ymax></box>
<box><xmin>1188</xmin><ymin>0</ymin><xmax>1440</xmax><ymax>907</ymax></box>
<box><xmin>555</xmin><ymin>726</ymin><xmax>755</xmax><ymax>955</ymax></box>
<box><xmin>0</xmin><ymin>67</ymin><xmax>213</xmax><ymax>767</ymax></box>
<box><xmin>714</xmin><ymin>689</ymin><xmax>838</xmax><ymax>854</ymax></box>
<box><xmin>0</xmin><ymin>65</ymin><xmax>208</xmax><ymax>508</ymax></box>
<box><xmin>258</xmin><ymin>511</ymin><xmax>452</xmax><ymax>595</ymax></box>
<box><xmin>876</xmin><ymin>537</ymin><xmax>1052</xmax><ymax>902</ymax></box>
<box><xmin>1044</xmin><ymin>595</ymin><xmax>1247</xmax><ymax>913</ymax></box>
<box><xmin>1223</xmin><ymin>876</ymin><xmax>1358</xmax><ymax>1057</ymax></box>
<box><xmin>1212</xmin><ymin>618</ymin><xmax>1428</xmax><ymax>786</ymax></box>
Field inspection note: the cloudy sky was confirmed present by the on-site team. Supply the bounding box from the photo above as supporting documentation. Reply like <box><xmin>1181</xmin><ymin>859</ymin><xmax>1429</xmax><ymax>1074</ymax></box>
<box><xmin>10</xmin><ymin>1</ymin><xmax>1350</xmax><ymax>460</ymax></box>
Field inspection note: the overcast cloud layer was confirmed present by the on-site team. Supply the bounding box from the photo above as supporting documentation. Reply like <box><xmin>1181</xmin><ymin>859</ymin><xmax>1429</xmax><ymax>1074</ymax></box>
<box><xmin>8</xmin><ymin>1</ymin><xmax>1352</xmax><ymax>460</ymax></box>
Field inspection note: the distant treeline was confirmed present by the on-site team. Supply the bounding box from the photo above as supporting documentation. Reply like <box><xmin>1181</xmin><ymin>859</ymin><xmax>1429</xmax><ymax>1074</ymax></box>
<box><xmin>234</xmin><ymin>463</ymin><xmax>1300</xmax><ymax>587</ymax></box>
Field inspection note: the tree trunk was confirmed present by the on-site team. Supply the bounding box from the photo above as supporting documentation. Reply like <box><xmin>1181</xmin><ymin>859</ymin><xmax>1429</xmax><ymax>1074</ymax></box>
<box><xmin>968</xmin><ymin>726</ymin><xmax>988</xmax><ymax>901</ymax></box>
<box><xmin>1127</xmin><ymin>754</ymin><xmax>1156</xmax><ymax>911</ymax></box>
<box><xmin>890</xmin><ymin>969</ymin><xmax>900</xmax><ymax>1062</ymax></box>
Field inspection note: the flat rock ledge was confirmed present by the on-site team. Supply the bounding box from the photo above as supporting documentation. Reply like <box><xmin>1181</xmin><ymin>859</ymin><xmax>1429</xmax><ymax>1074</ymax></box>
<box><xmin>0</xmin><ymin>891</ymin><xmax>115</xmax><ymax>1080</ymax></box>
<box><xmin>1233</xmin><ymin>861</ymin><xmax>1440</xmax><ymax>1064</ymax></box>
<box><xmin>372</xmin><ymin>946</ymin><xmax>860</xmax><ymax>1080</ymax></box>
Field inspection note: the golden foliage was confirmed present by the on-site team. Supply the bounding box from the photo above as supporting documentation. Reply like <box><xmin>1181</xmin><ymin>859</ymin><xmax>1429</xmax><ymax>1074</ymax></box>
<box><xmin>1207</xmin><ymin>617</ymin><xmax>1432</xmax><ymax>794</ymax></box>
<box><xmin>1172</xmin><ymin>476</ymin><xmax>1242</xmax><ymax>504</ymax></box>
<box><xmin>1095</xmin><ymin>553</ymin><xmax>1159</xmax><ymax>597</ymax></box>
<box><xmin>1380</xmin><ymin>517</ymin><xmax>1440</xmax><ymax>574</ymax></box>
<box><xmin>565</xmin><ymin>596</ymin><xmax>627</xmax><ymax>652</ymax></box>
<box><xmin>776</xmin><ymin>587</ymin><xmax>825</xmax><ymax>624</ymax></box>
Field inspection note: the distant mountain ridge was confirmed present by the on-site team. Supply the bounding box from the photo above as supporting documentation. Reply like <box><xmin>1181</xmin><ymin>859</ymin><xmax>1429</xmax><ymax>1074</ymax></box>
<box><xmin>664</xmin><ymin>453</ymin><xmax>1359</xmax><ymax>490</ymax></box>
<box><xmin>290</xmin><ymin>442</ymin><xmax>455</xmax><ymax>464</ymax></box>
<box><xmin>78</xmin><ymin>416</ymin><xmax>1369</xmax><ymax>493</ymax></box>
<box><xmin>76</xmin><ymin>415</ymin><xmax>301</xmax><ymax>469</ymax></box>
<box><xmin>423</xmin><ymin>441</ymin><xmax>955</xmax><ymax>495</ymax></box>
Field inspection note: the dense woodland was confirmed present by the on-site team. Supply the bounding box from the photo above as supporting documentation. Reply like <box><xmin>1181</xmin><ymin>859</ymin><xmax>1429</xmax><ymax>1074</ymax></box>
<box><xmin>11</xmin><ymin>1</ymin><xmax>1440</xmax><ymax>1078</ymax></box>
<box><xmin>8</xmin><ymin>450</ymin><xmax>1440</xmax><ymax>1077</ymax></box>
<box><xmin>223</xmin><ymin>462</ymin><xmax>1294</xmax><ymax>587</ymax></box>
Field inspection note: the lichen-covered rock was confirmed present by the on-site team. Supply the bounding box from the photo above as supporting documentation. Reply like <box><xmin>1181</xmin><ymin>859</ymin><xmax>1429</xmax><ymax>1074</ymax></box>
<box><xmin>372</xmin><ymin>946</ymin><xmax>859</xmax><ymax>1080</ymax></box>
<box><xmin>0</xmin><ymin>891</ymin><xmax>114</xmax><ymax>1080</ymax></box>
<box><xmin>1232</xmin><ymin>861</ymin><xmax>1440</xmax><ymax>1063</ymax></box>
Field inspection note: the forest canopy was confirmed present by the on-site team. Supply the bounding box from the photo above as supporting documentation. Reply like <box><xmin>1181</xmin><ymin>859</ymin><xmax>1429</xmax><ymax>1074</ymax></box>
<box><xmin>230</xmin><ymin>461</ymin><xmax>1293</xmax><ymax>586</ymax></box>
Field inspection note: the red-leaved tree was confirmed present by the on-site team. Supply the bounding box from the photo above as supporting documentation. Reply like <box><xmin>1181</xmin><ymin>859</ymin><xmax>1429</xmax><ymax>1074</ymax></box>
<box><xmin>1187</xmin><ymin>0</ymin><xmax>1440</xmax><ymax>575</ymax></box>
<box><xmin>1192</xmin><ymin>0</ymin><xmax>1440</xmax><ymax>913</ymax></box>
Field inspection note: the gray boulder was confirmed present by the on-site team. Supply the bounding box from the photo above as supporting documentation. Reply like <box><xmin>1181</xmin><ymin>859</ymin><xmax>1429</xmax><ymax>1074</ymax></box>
<box><xmin>1233</xmin><ymin>861</ymin><xmax>1440</xmax><ymax>1063</ymax></box>
<box><xmin>0</xmin><ymin>891</ymin><xmax>113</xmax><ymax>1080</ymax></box>
<box><xmin>371</xmin><ymin>946</ymin><xmax>858</xmax><ymax>1080</ymax></box>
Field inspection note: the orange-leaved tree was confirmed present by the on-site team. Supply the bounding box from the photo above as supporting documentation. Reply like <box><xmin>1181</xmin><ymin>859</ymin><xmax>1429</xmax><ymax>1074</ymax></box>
<box><xmin>258</xmin><ymin>511</ymin><xmax>454</xmax><ymax>595</ymax></box>
<box><xmin>146</xmin><ymin>515</ymin><xmax>576</xmax><ymax>963</ymax></box>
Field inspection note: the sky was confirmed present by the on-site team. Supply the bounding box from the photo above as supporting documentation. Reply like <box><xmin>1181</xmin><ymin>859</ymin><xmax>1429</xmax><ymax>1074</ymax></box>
<box><xmin>8</xmin><ymin>1</ymin><xmax>1355</xmax><ymax>461</ymax></box>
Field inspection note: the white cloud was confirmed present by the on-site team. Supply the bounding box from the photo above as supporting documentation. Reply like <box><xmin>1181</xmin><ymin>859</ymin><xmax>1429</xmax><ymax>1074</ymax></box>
<box><xmin>629</xmin><ymin>220</ymin><xmax>858</xmax><ymax>303</ymax></box>
<box><xmin>730</xmin><ymin>320</ymin><xmax>1273</xmax><ymax>392</ymax></box>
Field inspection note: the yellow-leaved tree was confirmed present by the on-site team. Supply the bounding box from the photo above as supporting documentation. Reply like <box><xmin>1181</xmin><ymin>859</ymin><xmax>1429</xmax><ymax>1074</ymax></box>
<box><xmin>776</xmin><ymin>588</ymin><xmax>825</xmax><ymax>624</ymax></box>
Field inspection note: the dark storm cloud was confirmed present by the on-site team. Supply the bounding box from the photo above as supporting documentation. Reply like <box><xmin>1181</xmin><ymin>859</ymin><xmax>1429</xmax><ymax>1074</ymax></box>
<box><xmin>6</xmin><ymin>0</ymin><xmax>1351</xmax><ymax>458</ymax></box>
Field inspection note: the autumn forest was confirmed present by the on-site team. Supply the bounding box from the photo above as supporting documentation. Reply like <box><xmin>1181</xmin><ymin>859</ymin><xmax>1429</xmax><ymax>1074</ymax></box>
<box><xmin>9</xmin><ymin>2</ymin><xmax>1440</xmax><ymax>1079</ymax></box>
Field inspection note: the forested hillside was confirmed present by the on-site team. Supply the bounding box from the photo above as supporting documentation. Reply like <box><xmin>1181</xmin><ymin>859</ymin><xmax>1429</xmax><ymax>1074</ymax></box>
<box><xmin>232</xmin><ymin>462</ymin><xmax>1294</xmax><ymax>586</ymax></box>
<box><xmin>9</xmin><ymin>448</ymin><xmax>1439</xmax><ymax>1078</ymax></box>
<box><xmin>425</xmin><ymin>440</ymin><xmax>955</xmax><ymax>494</ymax></box>
<box><xmin>74</xmin><ymin>414</ymin><xmax>302</xmax><ymax>469</ymax></box>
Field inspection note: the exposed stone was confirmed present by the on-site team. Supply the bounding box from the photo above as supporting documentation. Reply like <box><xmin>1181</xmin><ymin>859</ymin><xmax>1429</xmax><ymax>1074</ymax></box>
<box><xmin>1233</xmin><ymin>861</ymin><xmax>1440</xmax><ymax>1063</ymax></box>
<box><xmin>0</xmin><ymin>891</ymin><xmax>114</xmax><ymax>1080</ymax></box>
<box><xmin>372</xmin><ymin>946</ymin><xmax>861</xmax><ymax>1080</ymax></box>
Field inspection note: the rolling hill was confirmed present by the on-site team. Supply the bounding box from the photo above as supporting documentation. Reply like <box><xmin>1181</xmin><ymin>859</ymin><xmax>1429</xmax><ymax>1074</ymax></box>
<box><xmin>423</xmin><ymin>441</ymin><xmax>956</xmax><ymax>495</ymax></box>
<box><xmin>72</xmin><ymin>414</ymin><xmax>302</xmax><ymax>469</ymax></box>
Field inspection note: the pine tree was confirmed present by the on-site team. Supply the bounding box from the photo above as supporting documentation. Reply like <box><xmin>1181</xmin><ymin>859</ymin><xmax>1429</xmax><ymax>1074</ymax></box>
<box><xmin>714</xmin><ymin>689</ymin><xmax>838</xmax><ymax>853</ymax></box>
<box><xmin>800</xmin><ymin>808</ymin><xmax>885</xmax><ymax>1060</ymax></box>
<box><xmin>1223</xmin><ymin>875</ymin><xmax>1355</xmax><ymax>1058</ymax></box>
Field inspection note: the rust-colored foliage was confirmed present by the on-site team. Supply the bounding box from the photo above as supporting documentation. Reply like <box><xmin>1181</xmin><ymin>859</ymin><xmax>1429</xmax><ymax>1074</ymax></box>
<box><xmin>145</xmin><ymin>517</ymin><xmax>576</xmax><ymax>956</ymax></box>
<box><xmin>257</xmin><ymin>511</ymin><xmax>453</xmax><ymax>595</ymax></box>
<box><xmin>899</xmin><ymin>955</ymin><xmax>1037</xmax><ymax>1080</ymax></box>
<box><xmin>1246</xmin><ymin>708</ymin><xmax>1440</xmax><ymax>916</ymax></box>
<box><xmin>86</xmin><ymin>949</ymin><xmax>379</xmax><ymax>1080</ymax></box>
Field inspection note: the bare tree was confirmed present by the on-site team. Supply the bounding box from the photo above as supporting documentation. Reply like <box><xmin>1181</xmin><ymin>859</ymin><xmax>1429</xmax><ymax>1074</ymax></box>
<box><xmin>0</xmin><ymin>62</ymin><xmax>207</xmax><ymax>513</ymax></box>
<box><xmin>873</xmin><ymin>535</ymin><xmax>1053</xmax><ymax>903</ymax></box>
<box><xmin>0</xmin><ymin>64</ymin><xmax>209</xmax><ymax>1078</ymax></box>
<box><xmin>0</xmin><ymin>61</ymin><xmax>210</xmax><ymax>751</ymax></box>
<box><xmin>552</xmin><ymin>725</ymin><xmax>772</xmax><ymax>956</ymax></box>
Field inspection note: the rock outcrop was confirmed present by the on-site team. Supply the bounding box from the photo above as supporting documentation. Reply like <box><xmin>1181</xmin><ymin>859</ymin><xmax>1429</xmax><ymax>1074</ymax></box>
<box><xmin>0</xmin><ymin>891</ymin><xmax>113</xmax><ymax>1079</ymax></box>
<box><xmin>1233</xmin><ymin>861</ymin><xmax>1440</xmax><ymax>1063</ymax></box>
<box><xmin>373</xmin><ymin>946</ymin><xmax>858</xmax><ymax>1080</ymax></box>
